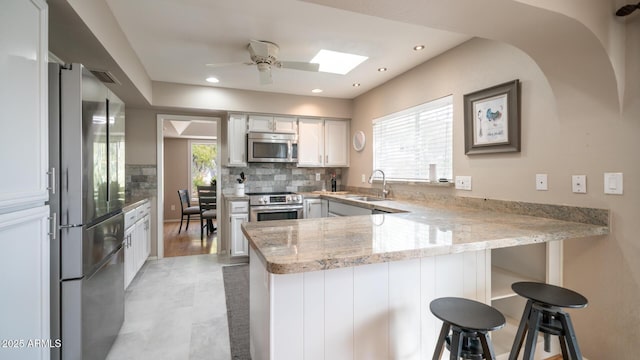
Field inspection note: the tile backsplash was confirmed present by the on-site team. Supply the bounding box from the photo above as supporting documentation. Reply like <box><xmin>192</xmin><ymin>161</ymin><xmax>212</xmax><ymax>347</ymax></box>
<box><xmin>221</xmin><ymin>164</ymin><xmax>342</xmax><ymax>193</ymax></box>
<box><xmin>126</xmin><ymin>164</ymin><xmax>157</xmax><ymax>202</ymax></box>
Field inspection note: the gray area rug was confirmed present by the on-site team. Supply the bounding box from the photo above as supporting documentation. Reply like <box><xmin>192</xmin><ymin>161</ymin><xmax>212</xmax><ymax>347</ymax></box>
<box><xmin>222</xmin><ymin>264</ymin><xmax>251</xmax><ymax>360</ymax></box>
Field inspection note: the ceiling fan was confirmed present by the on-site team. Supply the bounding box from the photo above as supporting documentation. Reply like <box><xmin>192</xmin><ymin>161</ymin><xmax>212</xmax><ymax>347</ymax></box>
<box><xmin>207</xmin><ymin>40</ymin><xmax>319</xmax><ymax>85</ymax></box>
<box><xmin>616</xmin><ymin>2</ymin><xmax>640</xmax><ymax>16</ymax></box>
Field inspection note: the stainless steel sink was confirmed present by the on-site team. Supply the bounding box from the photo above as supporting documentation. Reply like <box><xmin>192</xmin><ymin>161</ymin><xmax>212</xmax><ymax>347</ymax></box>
<box><xmin>345</xmin><ymin>195</ymin><xmax>385</xmax><ymax>202</ymax></box>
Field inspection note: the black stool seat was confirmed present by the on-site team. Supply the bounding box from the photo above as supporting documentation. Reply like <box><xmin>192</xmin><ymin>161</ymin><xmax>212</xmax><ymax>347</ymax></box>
<box><xmin>509</xmin><ymin>282</ymin><xmax>588</xmax><ymax>360</ymax></box>
<box><xmin>512</xmin><ymin>282</ymin><xmax>588</xmax><ymax>309</ymax></box>
<box><xmin>430</xmin><ymin>297</ymin><xmax>505</xmax><ymax>360</ymax></box>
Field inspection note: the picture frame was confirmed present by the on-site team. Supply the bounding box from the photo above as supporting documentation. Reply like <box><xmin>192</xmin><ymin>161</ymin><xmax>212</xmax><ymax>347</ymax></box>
<box><xmin>464</xmin><ymin>79</ymin><xmax>520</xmax><ymax>155</ymax></box>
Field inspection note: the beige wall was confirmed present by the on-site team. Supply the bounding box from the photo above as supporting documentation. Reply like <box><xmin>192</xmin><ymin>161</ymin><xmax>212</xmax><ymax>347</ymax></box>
<box><xmin>125</xmin><ymin>108</ymin><xmax>157</xmax><ymax>165</ymax></box>
<box><xmin>163</xmin><ymin>138</ymin><xmax>189</xmax><ymax>221</ymax></box>
<box><xmin>348</xmin><ymin>36</ymin><xmax>639</xmax><ymax>359</ymax></box>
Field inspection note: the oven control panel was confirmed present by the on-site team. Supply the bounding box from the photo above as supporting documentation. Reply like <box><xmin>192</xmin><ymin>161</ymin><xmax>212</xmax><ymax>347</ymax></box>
<box><xmin>250</xmin><ymin>193</ymin><xmax>303</xmax><ymax>206</ymax></box>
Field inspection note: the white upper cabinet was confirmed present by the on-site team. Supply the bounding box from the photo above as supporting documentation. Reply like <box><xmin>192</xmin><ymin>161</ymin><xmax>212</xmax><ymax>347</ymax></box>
<box><xmin>223</xmin><ymin>113</ymin><xmax>247</xmax><ymax>167</ymax></box>
<box><xmin>248</xmin><ymin>115</ymin><xmax>297</xmax><ymax>133</ymax></box>
<box><xmin>324</xmin><ymin>120</ymin><xmax>349</xmax><ymax>167</ymax></box>
<box><xmin>298</xmin><ymin>118</ymin><xmax>349</xmax><ymax>167</ymax></box>
<box><xmin>248</xmin><ymin>115</ymin><xmax>273</xmax><ymax>132</ymax></box>
<box><xmin>298</xmin><ymin>118</ymin><xmax>325</xmax><ymax>167</ymax></box>
<box><xmin>0</xmin><ymin>0</ymin><xmax>49</xmax><ymax>212</ymax></box>
<box><xmin>273</xmin><ymin>116</ymin><xmax>298</xmax><ymax>133</ymax></box>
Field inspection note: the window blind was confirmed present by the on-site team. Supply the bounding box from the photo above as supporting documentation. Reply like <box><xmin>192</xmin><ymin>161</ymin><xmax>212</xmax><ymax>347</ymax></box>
<box><xmin>372</xmin><ymin>95</ymin><xmax>453</xmax><ymax>181</ymax></box>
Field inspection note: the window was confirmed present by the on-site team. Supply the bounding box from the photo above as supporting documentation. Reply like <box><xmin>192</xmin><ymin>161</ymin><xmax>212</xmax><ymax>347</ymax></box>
<box><xmin>189</xmin><ymin>140</ymin><xmax>217</xmax><ymax>197</ymax></box>
<box><xmin>372</xmin><ymin>95</ymin><xmax>453</xmax><ymax>181</ymax></box>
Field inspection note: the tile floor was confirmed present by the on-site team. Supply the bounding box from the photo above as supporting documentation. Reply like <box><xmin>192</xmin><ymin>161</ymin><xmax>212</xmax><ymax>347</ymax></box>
<box><xmin>106</xmin><ymin>254</ymin><xmax>231</xmax><ymax>360</ymax></box>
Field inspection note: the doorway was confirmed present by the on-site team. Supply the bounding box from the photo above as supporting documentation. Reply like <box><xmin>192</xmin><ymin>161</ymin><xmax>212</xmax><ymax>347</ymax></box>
<box><xmin>156</xmin><ymin>114</ymin><xmax>221</xmax><ymax>258</ymax></box>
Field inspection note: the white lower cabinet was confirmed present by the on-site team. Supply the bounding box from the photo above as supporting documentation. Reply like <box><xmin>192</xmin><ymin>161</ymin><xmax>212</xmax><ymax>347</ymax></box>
<box><xmin>229</xmin><ymin>201</ymin><xmax>249</xmax><ymax>257</ymax></box>
<box><xmin>0</xmin><ymin>206</ymin><xmax>50</xmax><ymax>360</ymax></box>
<box><xmin>124</xmin><ymin>200</ymin><xmax>151</xmax><ymax>289</ymax></box>
<box><xmin>303</xmin><ymin>198</ymin><xmax>327</xmax><ymax>218</ymax></box>
<box><xmin>250</xmin><ymin>248</ymin><xmax>489</xmax><ymax>360</ymax></box>
<box><xmin>124</xmin><ymin>225</ymin><xmax>135</xmax><ymax>289</ymax></box>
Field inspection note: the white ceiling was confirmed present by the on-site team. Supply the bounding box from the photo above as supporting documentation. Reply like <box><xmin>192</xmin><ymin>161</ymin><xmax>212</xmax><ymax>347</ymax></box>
<box><xmin>105</xmin><ymin>0</ymin><xmax>471</xmax><ymax>99</ymax></box>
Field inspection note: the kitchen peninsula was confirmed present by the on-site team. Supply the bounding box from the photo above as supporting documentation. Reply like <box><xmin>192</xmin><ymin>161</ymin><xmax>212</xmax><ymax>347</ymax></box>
<box><xmin>242</xmin><ymin>195</ymin><xmax>608</xmax><ymax>360</ymax></box>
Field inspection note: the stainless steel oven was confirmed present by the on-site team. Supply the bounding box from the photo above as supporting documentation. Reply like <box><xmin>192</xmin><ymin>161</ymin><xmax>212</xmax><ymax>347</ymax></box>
<box><xmin>247</xmin><ymin>132</ymin><xmax>298</xmax><ymax>163</ymax></box>
<box><xmin>248</xmin><ymin>192</ymin><xmax>303</xmax><ymax>222</ymax></box>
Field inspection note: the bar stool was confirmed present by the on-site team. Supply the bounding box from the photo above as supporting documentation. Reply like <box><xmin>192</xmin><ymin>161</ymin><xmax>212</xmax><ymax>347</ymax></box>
<box><xmin>509</xmin><ymin>282</ymin><xmax>588</xmax><ymax>360</ymax></box>
<box><xmin>430</xmin><ymin>297</ymin><xmax>506</xmax><ymax>360</ymax></box>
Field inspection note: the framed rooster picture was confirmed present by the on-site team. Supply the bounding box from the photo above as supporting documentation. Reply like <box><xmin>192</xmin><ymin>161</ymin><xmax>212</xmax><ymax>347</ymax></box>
<box><xmin>464</xmin><ymin>79</ymin><xmax>520</xmax><ymax>154</ymax></box>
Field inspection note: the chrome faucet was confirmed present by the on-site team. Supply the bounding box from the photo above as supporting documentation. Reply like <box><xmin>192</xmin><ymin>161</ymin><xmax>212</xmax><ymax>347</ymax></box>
<box><xmin>368</xmin><ymin>169</ymin><xmax>388</xmax><ymax>199</ymax></box>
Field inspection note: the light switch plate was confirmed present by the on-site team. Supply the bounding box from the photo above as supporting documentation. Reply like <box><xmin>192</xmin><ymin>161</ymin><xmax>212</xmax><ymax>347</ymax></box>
<box><xmin>604</xmin><ymin>172</ymin><xmax>623</xmax><ymax>195</ymax></box>
<box><xmin>536</xmin><ymin>174</ymin><xmax>548</xmax><ymax>191</ymax></box>
<box><xmin>572</xmin><ymin>175</ymin><xmax>587</xmax><ymax>194</ymax></box>
<box><xmin>315</xmin><ymin>173</ymin><xmax>321</xmax><ymax>181</ymax></box>
<box><xmin>455</xmin><ymin>176</ymin><xmax>472</xmax><ymax>191</ymax></box>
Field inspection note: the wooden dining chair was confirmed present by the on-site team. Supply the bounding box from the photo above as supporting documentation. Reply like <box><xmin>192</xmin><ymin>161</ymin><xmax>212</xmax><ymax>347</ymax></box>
<box><xmin>177</xmin><ymin>189</ymin><xmax>200</xmax><ymax>233</ymax></box>
<box><xmin>197</xmin><ymin>185</ymin><xmax>217</xmax><ymax>243</ymax></box>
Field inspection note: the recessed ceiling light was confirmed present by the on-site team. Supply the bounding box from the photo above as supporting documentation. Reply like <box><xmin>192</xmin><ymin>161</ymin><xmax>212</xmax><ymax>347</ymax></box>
<box><xmin>206</xmin><ymin>77</ymin><xmax>219</xmax><ymax>83</ymax></box>
<box><xmin>413</xmin><ymin>45</ymin><xmax>425</xmax><ymax>51</ymax></box>
<box><xmin>311</xmin><ymin>88</ymin><xmax>323</xmax><ymax>93</ymax></box>
<box><xmin>378</xmin><ymin>67</ymin><xmax>388</xmax><ymax>72</ymax></box>
<box><xmin>311</xmin><ymin>49</ymin><xmax>368</xmax><ymax>75</ymax></box>
<box><xmin>352</xmin><ymin>83</ymin><xmax>361</xmax><ymax>87</ymax></box>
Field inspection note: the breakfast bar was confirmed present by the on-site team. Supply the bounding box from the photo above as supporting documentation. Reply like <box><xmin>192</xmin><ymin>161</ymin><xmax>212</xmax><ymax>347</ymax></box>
<box><xmin>242</xmin><ymin>196</ymin><xmax>608</xmax><ymax>360</ymax></box>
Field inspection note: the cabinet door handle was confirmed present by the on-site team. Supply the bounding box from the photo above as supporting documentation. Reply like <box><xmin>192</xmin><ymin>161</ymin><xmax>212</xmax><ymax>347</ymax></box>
<box><xmin>47</xmin><ymin>168</ymin><xmax>56</xmax><ymax>194</ymax></box>
<box><xmin>48</xmin><ymin>213</ymin><xmax>57</xmax><ymax>240</ymax></box>
<box><xmin>326</xmin><ymin>155</ymin><xmax>329</xmax><ymax>163</ymax></box>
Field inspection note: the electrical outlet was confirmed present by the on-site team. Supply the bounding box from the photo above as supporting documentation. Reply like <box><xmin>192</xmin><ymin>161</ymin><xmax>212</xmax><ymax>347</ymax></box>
<box><xmin>170</xmin><ymin>204</ymin><xmax>175</xmax><ymax>211</ymax></box>
<box><xmin>572</xmin><ymin>175</ymin><xmax>587</xmax><ymax>194</ymax></box>
<box><xmin>455</xmin><ymin>176</ymin><xmax>472</xmax><ymax>190</ymax></box>
<box><xmin>361</xmin><ymin>174</ymin><xmax>366</xmax><ymax>183</ymax></box>
<box><xmin>536</xmin><ymin>174</ymin><xmax>548</xmax><ymax>191</ymax></box>
<box><xmin>315</xmin><ymin>173</ymin><xmax>321</xmax><ymax>181</ymax></box>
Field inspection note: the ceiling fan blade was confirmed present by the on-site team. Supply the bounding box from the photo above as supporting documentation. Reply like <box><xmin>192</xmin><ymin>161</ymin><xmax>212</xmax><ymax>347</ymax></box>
<box><xmin>278</xmin><ymin>61</ymin><xmax>320</xmax><ymax>72</ymax></box>
<box><xmin>259</xmin><ymin>69</ymin><xmax>272</xmax><ymax>85</ymax></box>
<box><xmin>616</xmin><ymin>2</ymin><xmax>640</xmax><ymax>16</ymax></box>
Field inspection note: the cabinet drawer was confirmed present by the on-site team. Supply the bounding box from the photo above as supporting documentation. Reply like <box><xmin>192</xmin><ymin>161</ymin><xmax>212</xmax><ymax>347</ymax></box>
<box><xmin>125</xmin><ymin>209</ymin><xmax>138</xmax><ymax>229</ymax></box>
<box><xmin>230</xmin><ymin>201</ymin><xmax>249</xmax><ymax>214</ymax></box>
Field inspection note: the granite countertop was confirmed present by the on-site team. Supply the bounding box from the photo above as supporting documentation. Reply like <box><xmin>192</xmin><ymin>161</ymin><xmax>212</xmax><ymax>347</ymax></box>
<box><xmin>123</xmin><ymin>198</ymin><xmax>149</xmax><ymax>212</ymax></box>
<box><xmin>242</xmin><ymin>195</ymin><xmax>609</xmax><ymax>275</ymax></box>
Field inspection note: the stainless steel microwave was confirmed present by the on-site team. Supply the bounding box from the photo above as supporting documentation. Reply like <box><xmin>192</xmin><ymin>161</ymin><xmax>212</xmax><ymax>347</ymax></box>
<box><xmin>247</xmin><ymin>132</ymin><xmax>298</xmax><ymax>163</ymax></box>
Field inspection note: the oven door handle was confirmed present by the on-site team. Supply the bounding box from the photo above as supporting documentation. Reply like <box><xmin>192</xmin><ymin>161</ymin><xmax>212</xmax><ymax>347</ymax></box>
<box><xmin>251</xmin><ymin>205</ymin><xmax>303</xmax><ymax>212</ymax></box>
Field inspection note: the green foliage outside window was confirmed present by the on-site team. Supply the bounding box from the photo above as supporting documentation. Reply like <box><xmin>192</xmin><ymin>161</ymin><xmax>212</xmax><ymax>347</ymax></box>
<box><xmin>191</xmin><ymin>143</ymin><xmax>217</xmax><ymax>191</ymax></box>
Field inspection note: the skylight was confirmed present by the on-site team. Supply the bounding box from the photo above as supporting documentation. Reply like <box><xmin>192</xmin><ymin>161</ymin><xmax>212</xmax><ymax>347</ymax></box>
<box><xmin>310</xmin><ymin>49</ymin><xmax>368</xmax><ymax>75</ymax></box>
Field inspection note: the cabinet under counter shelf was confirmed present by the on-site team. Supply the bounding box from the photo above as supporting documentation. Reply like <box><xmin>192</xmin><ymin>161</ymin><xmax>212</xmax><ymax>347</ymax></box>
<box><xmin>491</xmin><ymin>266</ymin><xmax>538</xmax><ymax>301</ymax></box>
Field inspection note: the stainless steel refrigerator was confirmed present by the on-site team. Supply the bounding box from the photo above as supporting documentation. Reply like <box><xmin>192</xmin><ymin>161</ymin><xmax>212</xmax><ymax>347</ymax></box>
<box><xmin>48</xmin><ymin>63</ymin><xmax>126</xmax><ymax>360</ymax></box>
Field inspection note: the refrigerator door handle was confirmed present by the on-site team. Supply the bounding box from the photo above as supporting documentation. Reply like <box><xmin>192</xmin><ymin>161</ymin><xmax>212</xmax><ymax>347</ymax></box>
<box><xmin>59</xmin><ymin>223</ymin><xmax>84</xmax><ymax>229</ymax></box>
